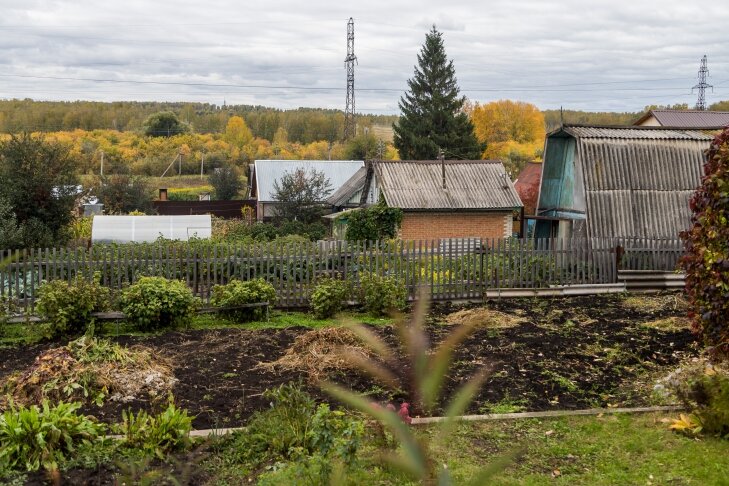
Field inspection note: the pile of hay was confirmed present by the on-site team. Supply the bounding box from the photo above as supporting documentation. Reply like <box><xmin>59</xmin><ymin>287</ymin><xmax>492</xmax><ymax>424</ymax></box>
<box><xmin>260</xmin><ymin>327</ymin><xmax>373</xmax><ymax>381</ymax></box>
<box><xmin>445</xmin><ymin>308</ymin><xmax>526</xmax><ymax>329</ymax></box>
<box><xmin>0</xmin><ymin>336</ymin><xmax>176</xmax><ymax>409</ymax></box>
<box><xmin>642</xmin><ymin>316</ymin><xmax>692</xmax><ymax>331</ymax></box>
<box><xmin>622</xmin><ymin>294</ymin><xmax>689</xmax><ymax>313</ymax></box>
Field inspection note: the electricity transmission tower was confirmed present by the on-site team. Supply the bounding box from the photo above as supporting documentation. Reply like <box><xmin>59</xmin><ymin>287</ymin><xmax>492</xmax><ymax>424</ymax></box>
<box><xmin>344</xmin><ymin>17</ymin><xmax>357</xmax><ymax>140</ymax></box>
<box><xmin>692</xmin><ymin>55</ymin><xmax>713</xmax><ymax>111</ymax></box>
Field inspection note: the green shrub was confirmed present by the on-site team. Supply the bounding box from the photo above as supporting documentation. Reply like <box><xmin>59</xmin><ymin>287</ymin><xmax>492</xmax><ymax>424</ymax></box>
<box><xmin>120</xmin><ymin>277</ymin><xmax>199</xmax><ymax>331</ymax></box>
<box><xmin>0</xmin><ymin>401</ymin><xmax>106</xmax><ymax>472</ymax></box>
<box><xmin>357</xmin><ymin>272</ymin><xmax>407</xmax><ymax>317</ymax></box>
<box><xmin>310</xmin><ymin>278</ymin><xmax>351</xmax><ymax>319</ymax></box>
<box><xmin>114</xmin><ymin>401</ymin><xmax>193</xmax><ymax>459</ymax></box>
<box><xmin>227</xmin><ymin>384</ymin><xmax>364</xmax><ymax>479</ymax></box>
<box><xmin>210</xmin><ymin>278</ymin><xmax>275</xmax><ymax>321</ymax></box>
<box><xmin>666</xmin><ymin>359</ymin><xmax>729</xmax><ymax>438</ymax></box>
<box><xmin>35</xmin><ymin>275</ymin><xmax>111</xmax><ymax>337</ymax></box>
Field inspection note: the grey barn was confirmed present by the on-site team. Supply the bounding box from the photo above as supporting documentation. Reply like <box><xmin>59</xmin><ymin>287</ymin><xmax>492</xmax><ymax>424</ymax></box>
<box><xmin>534</xmin><ymin>125</ymin><xmax>714</xmax><ymax>240</ymax></box>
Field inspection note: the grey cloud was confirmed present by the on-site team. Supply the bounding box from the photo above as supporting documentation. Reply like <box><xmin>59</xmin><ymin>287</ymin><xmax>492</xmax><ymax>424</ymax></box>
<box><xmin>0</xmin><ymin>0</ymin><xmax>727</xmax><ymax>113</ymax></box>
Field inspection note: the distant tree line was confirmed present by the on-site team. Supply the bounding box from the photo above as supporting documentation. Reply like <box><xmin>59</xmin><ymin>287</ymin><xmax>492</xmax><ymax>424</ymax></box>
<box><xmin>0</xmin><ymin>99</ymin><xmax>398</xmax><ymax>144</ymax></box>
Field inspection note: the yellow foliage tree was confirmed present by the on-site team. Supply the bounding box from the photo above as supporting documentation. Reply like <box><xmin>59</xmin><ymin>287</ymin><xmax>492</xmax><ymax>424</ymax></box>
<box><xmin>470</xmin><ymin>100</ymin><xmax>545</xmax><ymax>175</ymax></box>
<box><xmin>223</xmin><ymin>116</ymin><xmax>253</xmax><ymax>149</ymax></box>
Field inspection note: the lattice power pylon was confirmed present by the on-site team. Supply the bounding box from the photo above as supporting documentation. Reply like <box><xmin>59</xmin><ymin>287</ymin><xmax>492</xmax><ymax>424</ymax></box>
<box><xmin>343</xmin><ymin>17</ymin><xmax>357</xmax><ymax>140</ymax></box>
<box><xmin>692</xmin><ymin>55</ymin><xmax>713</xmax><ymax>111</ymax></box>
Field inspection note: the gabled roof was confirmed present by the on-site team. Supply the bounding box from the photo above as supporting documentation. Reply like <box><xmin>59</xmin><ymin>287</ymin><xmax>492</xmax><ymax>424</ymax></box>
<box><xmin>326</xmin><ymin>166</ymin><xmax>367</xmax><ymax>206</ymax></box>
<box><xmin>372</xmin><ymin>160</ymin><xmax>522</xmax><ymax>211</ymax></box>
<box><xmin>252</xmin><ymin>160</ymin><xmax>364</xmax><ymax>202</ymax></box>
<box><xmin>634</xmin><ymin>109</ymin><xmax>729</xmax><ymax>128</ymax></box>
<box><xmin>552</xmin><ymin>125</ymin><xmax>713</xmax><ymax>140</ymax></box>
<box><xmin>543</xmin><ymin>125</ymin><xmax>712</xmax><ymax>239</ymax></box>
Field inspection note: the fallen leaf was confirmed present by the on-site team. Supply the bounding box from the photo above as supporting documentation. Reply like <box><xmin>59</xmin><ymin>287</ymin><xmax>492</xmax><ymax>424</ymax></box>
<box><xmin>552</xmin><ymin>469</ymin><xmax>561</xmax><ymax>478</ymax></box>
<box><xmin>545</xmin><ymin>430</ymin><xmax>554</xmax><ymax>436</ymax></box>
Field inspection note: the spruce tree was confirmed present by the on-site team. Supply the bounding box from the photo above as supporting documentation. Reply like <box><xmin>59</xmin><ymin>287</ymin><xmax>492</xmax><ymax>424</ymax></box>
<box><xmin>393</xmin><ymin>26</ymin><xmax>483</xmax><ymax>160</ymax></box>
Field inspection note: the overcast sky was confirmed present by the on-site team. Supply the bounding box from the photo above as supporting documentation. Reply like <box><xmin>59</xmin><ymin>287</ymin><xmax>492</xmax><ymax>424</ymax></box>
<box><xmin>1</xmin><ymin>0</ymin><xmax>728</xmax><ymax>115</ymax></box>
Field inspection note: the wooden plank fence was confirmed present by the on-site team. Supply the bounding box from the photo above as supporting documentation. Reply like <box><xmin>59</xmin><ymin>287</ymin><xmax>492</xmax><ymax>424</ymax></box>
<box><xmin>0</xmin><ymin>237</ymin><xmax>684</xmax><ymax>311</ymax></box>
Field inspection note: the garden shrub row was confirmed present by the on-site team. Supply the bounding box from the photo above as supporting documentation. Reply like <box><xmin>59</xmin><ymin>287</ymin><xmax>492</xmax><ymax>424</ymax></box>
<box><xmin>35</xmin><ymin>276</ymin><xmax>276</xmax><ymax>337</ymax></box>
<box><xmin>310</xmin><ymin>272</ymin><xmax>407</xmax><ymax>319</ymax></box>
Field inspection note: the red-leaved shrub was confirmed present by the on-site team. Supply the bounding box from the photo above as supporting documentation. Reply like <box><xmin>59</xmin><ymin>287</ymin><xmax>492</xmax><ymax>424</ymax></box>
<box><xmin>680</xmin><ymin>127</ymin><xmax>729</xmax><ymax>359</ymax></box>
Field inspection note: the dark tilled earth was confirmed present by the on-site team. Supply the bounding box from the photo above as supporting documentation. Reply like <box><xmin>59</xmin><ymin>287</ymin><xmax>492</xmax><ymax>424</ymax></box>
<box><xmin>0</xmin><ymin>294</ymin><xmax>697</xmax><ymax>430</ymax></box>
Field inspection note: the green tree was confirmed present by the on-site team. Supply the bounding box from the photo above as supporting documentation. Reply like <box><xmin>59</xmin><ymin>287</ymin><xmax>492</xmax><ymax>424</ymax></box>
<box><xmin>344</xmin><ymin>132</ymin><xmax>379</xmax><ymax>160</ymax></box>
<box><xmin>0</xmin><ymin>133</ymin><xmax>79</xmax><ymax>248</ymax></box>
<box><xmin>142</xmin><ymin>111</ymin><xmax>191</xmax><ymax>137</ymax></box>
<box><xmin>209</xmin><ymin>165</ymin><xmax>243</xmax><ymax>200</ymax></box>
<box><xmin>272</xmin><ymin>168</ymin><xmax>332</xmax><ymax>224</ymax></box>
<box><xmin>393</xmin><ymin>26</ymin><xmax>483</xmax><ymax>160</ymax></box>
<box><xmin>95</xmin><ymin>175</ymin><xmax>153</xmax><ymax>214</ymax></box>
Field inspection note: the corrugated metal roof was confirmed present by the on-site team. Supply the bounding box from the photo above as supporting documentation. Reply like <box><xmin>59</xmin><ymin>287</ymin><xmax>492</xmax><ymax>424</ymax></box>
<box><xmin>563</xmin><ymin>126</ymin><xmax>714</xmax><ymax>140</ymax></box>
<box><xmin>253</xmin><ymin>160</ymin><xmax>364</xmax><ymax>202</ymax></box>
<box><xmin>375</xmin><ymin>160</ymin><xmax>523</xmax><ymax>210</ymax></box>
<box><xmin>574</xmin><ymin>133</ymin><xmax>708</xmax><ymax>238</ymax></box>
<box><xmin>326</xmin><ymin>166</ymin><xmax>366</xmax><ymax>206</ymax></box>
<box><xmin>647</xmin><ymin>110</ymin><xmax>729</xmax><ymax>128</ymax></box>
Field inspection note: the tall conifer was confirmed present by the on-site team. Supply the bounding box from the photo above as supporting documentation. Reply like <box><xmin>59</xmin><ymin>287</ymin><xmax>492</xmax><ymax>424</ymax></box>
<box><xmin>393</xmin><ymin>26</ymin><xmax>483</xmax><ymax>160</ymax></box>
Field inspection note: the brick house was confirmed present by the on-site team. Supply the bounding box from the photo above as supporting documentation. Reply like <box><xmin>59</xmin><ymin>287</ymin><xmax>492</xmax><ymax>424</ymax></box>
<box><xmin>331</xmin><ymin>160</ymin><xmax>522</xmax><ymax>241</ymax></box>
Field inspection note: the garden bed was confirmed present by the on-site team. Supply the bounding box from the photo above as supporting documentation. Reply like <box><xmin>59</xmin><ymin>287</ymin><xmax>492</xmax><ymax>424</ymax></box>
<box><xmin>0</xmin><ymin>293</ymin><xmax>697</xmax><ymax>430</ymax></box>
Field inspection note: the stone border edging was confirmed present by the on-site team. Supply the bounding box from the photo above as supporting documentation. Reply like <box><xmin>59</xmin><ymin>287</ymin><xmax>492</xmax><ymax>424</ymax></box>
<box><xmin>184</xmin><ymin>405</ymin><xmax>683</xmax><ymax>438</ymax></box>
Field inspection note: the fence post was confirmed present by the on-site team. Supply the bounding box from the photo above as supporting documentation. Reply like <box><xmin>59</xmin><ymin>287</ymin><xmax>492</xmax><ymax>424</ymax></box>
<box><xmin>614</xmin><ymin>244</ymin><xmax>624</xmax><ymax>283</ymax></box>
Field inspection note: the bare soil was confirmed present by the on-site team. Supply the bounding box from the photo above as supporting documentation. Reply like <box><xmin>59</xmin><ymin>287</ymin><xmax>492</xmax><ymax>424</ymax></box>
<box><xmin>0</xmin><ymin>294</ymin><xmax>697</xmax><ymax>430</ymax></box>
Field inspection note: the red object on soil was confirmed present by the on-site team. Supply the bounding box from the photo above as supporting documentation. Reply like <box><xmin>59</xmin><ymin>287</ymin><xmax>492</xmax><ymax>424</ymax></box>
<box><xmin>399</xmin><ymin>402</ymin><xmax>412</xmax><ymax>424</ymax></box>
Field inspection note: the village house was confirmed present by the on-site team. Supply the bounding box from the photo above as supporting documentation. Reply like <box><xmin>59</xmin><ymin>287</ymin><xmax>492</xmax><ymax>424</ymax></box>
<box><xmin>249</xmin><ymin>159</ymin><xmax>364</xmax><ymax>221</ymax></box>
<box><xmin>533</xmin><ymin>125</ymin><xmax>714</xmax><ymax>240</ymax></box>
<box><xmin>330</xmin><ymin>160</ymin><xmax>523</xmax><ymax>241</ymax></box>
<box><xmin>634</xmin><ymin>109</ymin><xmax>729</xmax><ymax>129</ymax></box>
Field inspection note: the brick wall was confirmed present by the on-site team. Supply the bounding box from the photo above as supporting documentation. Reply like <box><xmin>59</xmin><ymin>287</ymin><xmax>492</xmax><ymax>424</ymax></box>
<box><xmin>399</xmin><ymin>211</ymin><xmax>513</xmax><ymax>241</ymax></box>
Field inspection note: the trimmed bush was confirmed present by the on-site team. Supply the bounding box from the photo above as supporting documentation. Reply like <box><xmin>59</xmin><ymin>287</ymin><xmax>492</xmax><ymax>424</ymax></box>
<box><xmin>0</xmin><ymin>401</ymin><xmax>106</xmax><ymax>472</ymax></box>
<box><xmin>35</xmin><ymin>275</ymin><xmax>110</xmax><ymax>337</ymax></box>
<box><xmin>680</xmin><ymin>127</ymin><xmax>729</xmax><ymax>358</ymax></box>
<box><xmin>120</xmin><ymin>277</ymin><xmax>199</xmax><ymax>331</ymax></box>
<box><xmin>310</xmin><ymin>277</ymin><xmax>351</xmax><ymax>319</ymax></box>
<box><xmin>210</xmin><ymin>278</ymin><xmax>276</xmax><ymax>321</ymax></box>
<box><xmin>358</xmin><ymin>272</ymin><xmax>407</xmax><ymax>317</ymax></box>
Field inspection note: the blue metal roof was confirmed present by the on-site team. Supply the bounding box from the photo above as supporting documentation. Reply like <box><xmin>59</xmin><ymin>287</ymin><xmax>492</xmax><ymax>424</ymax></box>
<box><xmin>253</xmin><ymin>160</ymin><xmax>364</xmax><ymax>202</ymax></box>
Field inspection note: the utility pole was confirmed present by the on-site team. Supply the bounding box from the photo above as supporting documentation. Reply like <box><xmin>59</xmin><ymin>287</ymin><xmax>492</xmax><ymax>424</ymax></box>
<box><xmin>178</xmin><ymin>150</ymin><xmax>182</xmax><ymax>176</ymax></box>
<box><xmin>99</xmin><ymin>150</ymin><xmax>104</xmax><ymax>177</ymax></box>
<box><xmin>692</xmin><ymin>55</ymin><xmax>713</xmax><ymax>111</ymax></box>
<box><xmin>377</xmin><ymin>140</ymin><xmax>385</xmax><ymax>159</ymax></box>
<box><xmin>200</xmin><ymin>151</ymin><xmax>205</xmax><ymax>180</ymax></box>
<box><xmin>343</xmin><ymin>17</ymin><xmax>357</xmax><ymax>140</ymax></box>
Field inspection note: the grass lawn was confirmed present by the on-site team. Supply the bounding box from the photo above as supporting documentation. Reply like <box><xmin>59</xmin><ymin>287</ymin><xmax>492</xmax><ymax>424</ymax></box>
<box><xmin>202</xmin><ymin>412</ymin><xmax>729</xmax><ymax>485</ymax></box>
<box><xmin>434</xmin><ymin>413</ymin><xmax>729</xmax><ymax>486</ymax></box>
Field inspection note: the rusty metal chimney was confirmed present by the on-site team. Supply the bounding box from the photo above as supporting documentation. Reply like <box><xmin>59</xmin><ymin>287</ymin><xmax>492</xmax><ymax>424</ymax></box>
<box><xmin>439</xmin><ymin>149</ymin><xmax>446</xmax><ymax>189</ymax></box>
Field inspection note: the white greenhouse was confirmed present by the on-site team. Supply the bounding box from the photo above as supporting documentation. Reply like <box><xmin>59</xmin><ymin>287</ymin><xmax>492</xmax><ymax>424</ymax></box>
<box><xmin>91</xmin><ymin>215</ymin><xmax>212</xmax><ymax>243</ymax></box>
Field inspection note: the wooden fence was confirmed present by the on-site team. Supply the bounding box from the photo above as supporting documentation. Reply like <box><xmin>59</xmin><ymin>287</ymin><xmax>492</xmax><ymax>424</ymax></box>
<box><xmin>0</xmin><ymin>237</ymin><xmax>684</xmax><ymax>311</ymax></box>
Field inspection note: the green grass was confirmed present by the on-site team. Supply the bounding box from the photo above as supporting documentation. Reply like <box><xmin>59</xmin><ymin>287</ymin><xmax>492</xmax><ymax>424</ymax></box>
<box><xmin>203</xmin><ymin>412</ymin><xmax>729</xmax><ymax>485</ymax></box>
<box><xmin>0</xmin><ymin>311</ymin><xmax>393</xmax><ymax>347</ymax></box>
<box><xmin>431</xmin><ymin>413</ymin><xmax>729</xmax><ymax>486</ymax></box>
